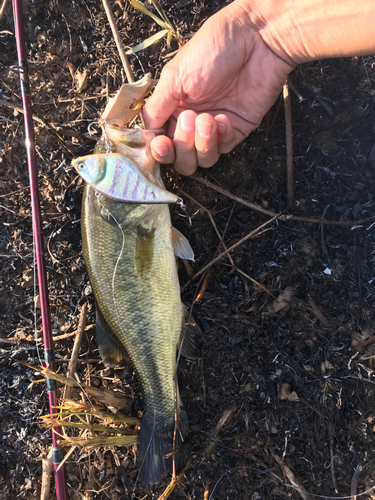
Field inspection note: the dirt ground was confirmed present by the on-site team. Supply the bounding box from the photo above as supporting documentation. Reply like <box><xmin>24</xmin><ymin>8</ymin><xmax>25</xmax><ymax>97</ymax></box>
<box><xmin>1</xmin><ymin>1</ymin><xmax>375</xmax><ymax>499</ymax></box>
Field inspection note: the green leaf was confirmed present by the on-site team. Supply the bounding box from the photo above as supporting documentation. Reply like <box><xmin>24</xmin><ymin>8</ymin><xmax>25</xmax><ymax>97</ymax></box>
<box><xmin>126</xmin><ymin>29</ymin><xmax>169</xmax><ymax>55</ymax></box>
<box><xmin>130</xmin><ymin>0</ymin><xmax>170</xmax><ymax>30</ymax></box>
<box><xmin>149</xmin><ymin>0</ymin><xmax>175</xmax><ymax>30</ymax></box>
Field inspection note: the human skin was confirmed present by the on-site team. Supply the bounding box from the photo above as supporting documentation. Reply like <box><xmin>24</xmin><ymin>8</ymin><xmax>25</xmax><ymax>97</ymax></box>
<box><xmin>143</xmin><ymin>0</ymin><xmax>375</xmax><ymax>175</ymax></box>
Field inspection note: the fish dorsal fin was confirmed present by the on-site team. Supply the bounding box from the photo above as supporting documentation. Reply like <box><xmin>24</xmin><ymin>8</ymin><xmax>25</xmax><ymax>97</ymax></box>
<box><xmin>179</xmin><ymin>308</ymin><xmax>201</xmax><ymax>360</ymax></box>
<box><xmin>171</xmin><ymin>227</ymin><xmax>194</xmax><ymax>261</ymax></box>
<box><xmin>96</xmin><ymin>309</ymin><xmax>130</xmax><ymax>368</ymax></box>
<box><xmin>135</xmin><ymin>227</ymin><xmax>155</xmax><ymax>277</ymax></box>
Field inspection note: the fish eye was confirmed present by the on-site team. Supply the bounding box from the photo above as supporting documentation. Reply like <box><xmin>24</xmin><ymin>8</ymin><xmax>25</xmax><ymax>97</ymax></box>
<box><xmin>78</xmin><ymin>162</ymin><xmax>85</xmax><ymax>170</ymax></box>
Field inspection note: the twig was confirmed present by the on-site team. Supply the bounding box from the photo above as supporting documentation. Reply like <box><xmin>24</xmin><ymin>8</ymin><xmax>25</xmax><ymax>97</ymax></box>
<box><xmin>328</xmin><ymin>422</ymin><xmax>338</xmax><ymax>494</ymax></box>
<box><xmin>157</xmin><ymin>465</ymin><xmax>190</xmax><ymax>500</ymax></box>
<box><xmin>288</xmin><ymin>77</ymin><xmax>304</xmax><ymax>102</ymax></box>
<box><xmin>283</xmin><ymin>77</ymin><xmax>294</xmax><ymax>206</ymax></box>
<box><xmin>315</xmin><ymin>95</ymin><xmax>334</xmax><ymax>116</ymax></box>
<box><xmin>273</xmin><ymin>454</ymin><xmax>310</xmax><ymax>500</ymax></box>
<box><xmin>0</xmin><ymin>98</ymin><xmax>77</xmax><ymax>157</ymax></box>
<box><xmin>284</xmin><ymin>214</ymin><xmax>375</xmax><ymax>226</ymax></box>
<box><xmin>195</xmin><ymin>271</ymin><xmax>210</xmax><ymax>302</ymax></box>
<box><xmin>102</xmin><ymin>0</ymin><xmax>134</xmax><ymax>84</ymax></box>
<box><xmin>190</xmin><ymin>215</ymin><xmax>277</xmax><ymax>283</ymax></box>
<box><xmin>7</xmin><ymin>324</ymin><xmax>93</xmax><ymax>343</ymax></box>
<box><xmin>203</xmin><ymin>484</ymin><xmax>210</xmax><ymax>500</ymax></box>
<box><xmin>101</xmin><ymin>0</ymin><xmax>146</xmax><ymax>128</ymax></box>
<box><xmin>320</xmin><ymin>204</ymin><xmax>331</xmax><ymax>266</ymax></box>
<box><xmin>19</xmin><ymin>361</ymin><xmax>132</xmax><ymax>411</ymax></box>
<box><xmin>179</xmin><ymin>190</ymin><xmax>275</xmax><ymax>297</ymax></box>
<box><xmin>0</xmin><ymin>0</ymin><xmax>9</xmax><ymax>22</ymax></box>
<box><xmin>350</xmin><ymin>464</ymin><xmax>362</xmax><ymax>500</ymax></box>
<box><xmin>0</xmin><ymin>98</ymin><xmax>44</xmax><ymax>123</ymax></box>
<box><xmin>190</xmin><ymin>175</ymin><xmax>274</xmax><ymax>217</ymax></box>
<box><xmin>40</xmin><ymin>447</ymin><xmax>53</xmax><ymax>500</ymax></box>
<box><xmin>205</xmin><ymin>408</ymin><xmax>236</xmax><ymax>455</ymax></box>
<box><xmin>200</xmin><ymin>358</ymin><xmax>206</xmax><ymax>409</ymax></box>
<box><xmin>353</xmin><ymin>335</ymin><xmax>375</xmax><ymax>352</ymax></box>
<box><xmin>307</xmin><ymin>296</ymin><xmax>331</xmax><ymax>328</ymax></box>
<box><xmin>190</xmin><ymin>175</ymin><xmax>375</xmax><ymax>226</ymax></box>
<box><xmin>64</xmin><ymin>303</ymin><xmax>88</xmax><ymax>400</ymax></box>
<box><xmin>179</xmin><ymin>188</ymin><xmax>236</xmax><ymax>276</ymax></box>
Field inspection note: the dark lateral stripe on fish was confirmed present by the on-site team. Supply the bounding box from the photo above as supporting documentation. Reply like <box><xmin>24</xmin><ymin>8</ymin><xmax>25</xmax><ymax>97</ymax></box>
<box><xmin>122</xmin><ymin>170</ymin><xmax>131</xmax><ymax>199</ymax></box>
<box><xmin>131</xmin><ymin>176</ymin><xmax>141</xmax><ymax>200</ymax></box>
<box><xmin>109</xmin><ymin>159</ymin><xmax>122</xmax><ymax>197</ymax></box>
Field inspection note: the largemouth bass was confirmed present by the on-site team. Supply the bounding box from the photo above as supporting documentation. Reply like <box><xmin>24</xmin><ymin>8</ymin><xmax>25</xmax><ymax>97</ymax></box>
<box><xmin>81</xmin><ymin>178</ymin><xmax>198</xmax><ymax>485</ymax></box>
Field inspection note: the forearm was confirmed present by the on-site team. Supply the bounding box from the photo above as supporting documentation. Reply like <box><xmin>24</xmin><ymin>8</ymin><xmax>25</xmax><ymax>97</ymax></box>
<box><xmin>226</xmin><ymin>0</ymin><xmax>375</xmax><ymax>64</ymax></box>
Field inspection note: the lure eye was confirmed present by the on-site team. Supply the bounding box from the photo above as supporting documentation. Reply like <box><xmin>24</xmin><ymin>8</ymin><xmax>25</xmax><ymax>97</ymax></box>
<box><xmin>78</xmin><ymin>162</ymin><xmax>85</xmax><ymax>170</ymax></box>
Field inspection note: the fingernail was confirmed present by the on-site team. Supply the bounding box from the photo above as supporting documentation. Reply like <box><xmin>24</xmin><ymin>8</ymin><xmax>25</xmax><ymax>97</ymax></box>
<box><xmin>197</xmin><ymin>121</ymin><xmax>213</xmax><ymax>138</ymax></box>
<box><xmin>179</xmin><ymin>113</ymin><xmax>195</xmax><ymax>132</ymax></box>
<box><xmin>153</xmin><ymin>143</ymin><xmax>170</xmax><ymax>157</ymax></box>
<box><xmin>217</xmin><ymin>122</ymin><xmax>227</xmax><ymax>134</ymax></box>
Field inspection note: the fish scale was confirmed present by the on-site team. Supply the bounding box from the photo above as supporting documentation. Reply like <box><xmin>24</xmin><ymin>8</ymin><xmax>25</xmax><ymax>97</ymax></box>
<box><xmin>81</xmin><ymin>185</ymin><xmax>189</xmax><ymax>485</ymax></box>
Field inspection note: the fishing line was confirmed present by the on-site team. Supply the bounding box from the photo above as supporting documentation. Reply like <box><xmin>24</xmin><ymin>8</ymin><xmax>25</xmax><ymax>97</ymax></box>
<box><xmin>88</xmin><ymin>117</ymin><xmax>112</xmax><ymax>151</ymax></box>
<box><xmin>32</xmin><ymin>225</ymin><xmax>43</xmax><ymax>366</ymax></box>
<box><xmin>95</xmin><ymin>193</ymin><xmax>158</xmax><ymax>488</ymax></box>
<box><xmin>64</xmin><ymin>375</ymin><xmax>96</xmax><ymax>411</ymax></box>
<box><xmin>93</xmin><ymin>194</ymin><xmax>127</xmax><ymax>333</ymax></box>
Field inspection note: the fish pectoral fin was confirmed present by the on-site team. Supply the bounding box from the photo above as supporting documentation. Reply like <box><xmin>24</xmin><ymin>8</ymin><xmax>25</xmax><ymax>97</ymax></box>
<box><xmin>96</xmin><ymin>309</ymin><xmax>130</xmax><ymax>368</ymax></box>
<box><xmin>171</xmin><ymin>227</ymin><xmax>194</xmax><ymax>261</ymax></box>
<box><xmin>179</xmin><ymin>308</ymin><xmax>201</xmax><ymax>360</ymax></box>
<box><xmin>135</xmin><ymin>226</ymin><xmax>155</xmax><ymax>277</ymax></box>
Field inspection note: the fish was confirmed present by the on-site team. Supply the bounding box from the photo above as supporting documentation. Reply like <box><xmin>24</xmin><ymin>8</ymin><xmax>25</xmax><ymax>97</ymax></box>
<box><xmin>72</xmin><ymin>153</ymin><xmax>181</xmax><ymax>205</ymax></box>
<box><xmin>81</xmin><ymin>183</ymin><xmax>199</xmax><ymax>485</ymax></box>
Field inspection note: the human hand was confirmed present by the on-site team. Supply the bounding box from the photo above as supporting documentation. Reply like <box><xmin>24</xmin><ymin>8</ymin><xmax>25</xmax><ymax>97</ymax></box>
<box><xmin>143</xmin><ymin>2</ymin><xmax>295</xmax><ymax>175</ymax></box>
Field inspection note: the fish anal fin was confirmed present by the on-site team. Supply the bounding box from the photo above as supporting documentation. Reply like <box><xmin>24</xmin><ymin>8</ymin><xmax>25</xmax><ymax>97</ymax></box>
<box><xmin>171</xmin><ymin>227</ymin><xmax>194</xmax><ymax>261</ymax></box>
<box><xmin>96</xmin><ymin>309</ymin><xmax>130</xmax><ymax>368</ymax></box>
<box><xmin>135</xmin><ymin>227</ymin><xmax>154</xmax><ymax>277</ymax></box>
<box><xmin>179</xmin><ymin>308</ymin><xmax>201</xmax><ymax>360</ymax></box>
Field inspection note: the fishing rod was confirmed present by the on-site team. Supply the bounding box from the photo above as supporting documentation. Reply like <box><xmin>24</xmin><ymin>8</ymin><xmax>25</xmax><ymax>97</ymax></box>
<box><xmin>12</xmin><ymin>1</ymin><xmax>68</xmax><ymax>498</ymax></box>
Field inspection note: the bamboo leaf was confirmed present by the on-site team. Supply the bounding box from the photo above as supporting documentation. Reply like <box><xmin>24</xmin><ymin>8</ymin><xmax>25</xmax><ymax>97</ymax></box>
<box><xmin>126</xmin><ymin>29</ymin><xmax>169</xmax><ymax>55</ymax></box>
<box><xmin>130</xmin><ymin>0</ymin><xmax>170</xmax><ymax>30</ymax></box>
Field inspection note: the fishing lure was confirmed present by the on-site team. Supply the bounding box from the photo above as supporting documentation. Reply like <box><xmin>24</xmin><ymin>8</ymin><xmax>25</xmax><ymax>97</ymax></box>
<box><xmin>73</xmin><ymin>153</ymin><xmax>181</xmax><ymax>205</ymax></box>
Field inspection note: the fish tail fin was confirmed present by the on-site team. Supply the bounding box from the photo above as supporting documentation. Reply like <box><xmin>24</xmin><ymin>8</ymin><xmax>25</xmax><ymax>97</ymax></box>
<box><xmin>138</xmin><ymin>409</ymin><xmax>189</xmax><ymax>486</ymax></box>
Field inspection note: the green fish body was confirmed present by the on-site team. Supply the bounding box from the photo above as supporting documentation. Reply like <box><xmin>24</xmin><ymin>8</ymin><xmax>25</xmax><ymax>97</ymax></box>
<box><xmin>81</xmin><ymin>185</ymin><xmax>197</xmax><ymax>485</ymax></box>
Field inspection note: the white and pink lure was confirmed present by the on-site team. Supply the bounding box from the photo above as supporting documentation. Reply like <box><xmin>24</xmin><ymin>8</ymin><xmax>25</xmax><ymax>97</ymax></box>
<box><xmin>72</xmin><ymin>153</ymin><xmax>180</xmax><ymax>204</ymax></box>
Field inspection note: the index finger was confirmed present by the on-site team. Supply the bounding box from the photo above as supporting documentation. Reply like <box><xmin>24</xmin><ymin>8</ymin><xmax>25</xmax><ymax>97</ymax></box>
<box><xmin>143</xmin><ymin>68</ymin><xmax>183</xmax><ymax>130</ymax></box>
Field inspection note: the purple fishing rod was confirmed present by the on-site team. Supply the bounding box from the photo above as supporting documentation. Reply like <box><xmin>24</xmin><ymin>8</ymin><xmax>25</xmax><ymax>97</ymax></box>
<box><xmin>12</xmin><ymin>1</ymin><xmax>68</xmax><ymax>498</ymax></box>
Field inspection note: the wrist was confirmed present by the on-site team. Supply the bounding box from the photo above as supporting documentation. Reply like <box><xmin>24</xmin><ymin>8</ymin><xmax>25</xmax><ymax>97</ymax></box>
<box><xmin>225</xmin><ymin>0</ymin><xmax>375</xmax><ymax>64</ymax></box>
